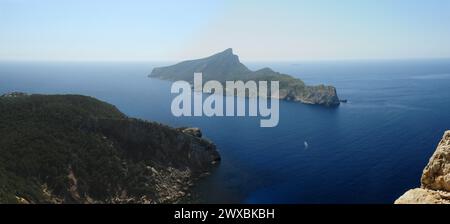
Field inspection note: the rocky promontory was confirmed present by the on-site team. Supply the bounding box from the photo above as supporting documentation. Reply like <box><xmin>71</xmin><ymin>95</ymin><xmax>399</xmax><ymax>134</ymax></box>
<box><xmin>395</xmin><ymin>130</ymin><xmax>450</xmax><ymax>204</ymax></box>
<box><xmin>0</xmin><ymin>93</ymin><xmax>220</xmax><ymax>204</ymax></box>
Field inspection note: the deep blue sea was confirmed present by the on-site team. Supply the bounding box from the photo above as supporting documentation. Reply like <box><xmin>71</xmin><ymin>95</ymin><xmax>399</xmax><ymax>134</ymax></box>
<box><xmin>1</xmin><ymin>59</ymin><xmax>450</xmax><ymax>204</ymax></box>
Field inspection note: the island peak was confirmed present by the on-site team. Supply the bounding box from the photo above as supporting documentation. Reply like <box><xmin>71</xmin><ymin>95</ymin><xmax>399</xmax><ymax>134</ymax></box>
<box><xmin>150</xmin><ymin>49</ymin><xmax>340</xmax><ymax>107</ymax></box>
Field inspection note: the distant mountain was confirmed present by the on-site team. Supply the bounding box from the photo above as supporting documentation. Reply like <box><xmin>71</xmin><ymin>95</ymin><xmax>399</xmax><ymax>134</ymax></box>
<box><xmin>0</xmin><ymin>93</ymin><xmax>220</xmax><ymax>204</ymax></box>
<box><xmin>150</xmin><ymin>48</ymin><xmax>340</xmax><ymax>107</ymax></box>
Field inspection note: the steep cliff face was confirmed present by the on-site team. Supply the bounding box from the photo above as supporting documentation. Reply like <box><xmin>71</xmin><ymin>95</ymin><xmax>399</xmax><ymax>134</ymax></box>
<box><xmin>0</xmin><ymin>93</ymin><xmax>220</xmax><ymax>204</ymax></box>
<box><xmin>395</xmin><ymin>131</ymin><xmax>450</xmax><ymax>204</ymax></box>
<box><xmin>279</xmin><ymin>85</ymin><xmax>340</xmax><ymax>107</ymax></box>
<box><xmin>150</xmin><ymin>48</ymin><xmax>340</xmax><ymax>107</ymax></box>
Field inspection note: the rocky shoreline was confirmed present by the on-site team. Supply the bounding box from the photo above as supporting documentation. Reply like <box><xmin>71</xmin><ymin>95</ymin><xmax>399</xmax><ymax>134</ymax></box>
<box><xmin>0</xmin><ymin>93</ymin><xmax>220</xmax><ymax>204</ymax></box>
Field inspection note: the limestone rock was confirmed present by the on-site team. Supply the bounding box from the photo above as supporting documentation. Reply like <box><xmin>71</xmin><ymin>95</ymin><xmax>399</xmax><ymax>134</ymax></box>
<box><xmin>421</xmin><ymin>130</ymin><xmax>450</xmax><ymax>191</ymax></box>
<box><xmin>395</xmin><ymin>131</ymin><xmax>450</xmax><ymax>204</ymax></box>
<box><xmin>181</xmin><ymin>127</ymin><xmax>202</xmax><ymax>138</ymax></box>
<box><xmin>395</xmin><ymin>188</ymin><xmax>450</xmax><ymax>204</ymax></box>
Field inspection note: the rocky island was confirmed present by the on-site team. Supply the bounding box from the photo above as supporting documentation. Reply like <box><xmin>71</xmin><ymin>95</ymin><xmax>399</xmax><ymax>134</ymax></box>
<box><xmin>0</xmin><ymin>93</ymin><xmax>220</xmax><ymax>204</ymax></box>
<box><xmin>395</xmin><ymin>130</ymin><xmax>450</xmax><ymax>204</ymax></box>
<box><xmin>149</xmin><ymin>48</ymin><xmax>340</xmax><ymax>107</ymax></box>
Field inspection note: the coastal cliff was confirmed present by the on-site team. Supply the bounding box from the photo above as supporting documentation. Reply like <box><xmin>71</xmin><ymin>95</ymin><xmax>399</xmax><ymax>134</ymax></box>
<box><xmin>149</xmin><ymin>48</ymin><xmax>340</xmax><ymax>107</ymax></box>
<box><xmin>0</xmin><ymin>93</ymin><xmax>220</xmax><ymax>204</ymax></box>
<box><xmin>395</xmin><ymin>131</ymin><xmax>450</xmax><ymax>204</ymax></box>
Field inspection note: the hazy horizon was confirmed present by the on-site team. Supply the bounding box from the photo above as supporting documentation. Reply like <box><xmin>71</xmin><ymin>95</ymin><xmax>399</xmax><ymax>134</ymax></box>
<box><xmin>1</xmin><ymin>0</ymin><xmax>450</xmax><ymax>61</ymax></box>
<box><xmin>2</xmin><ymin>55</ymin><xmax>450</xmax><ymax>63</ymax></box>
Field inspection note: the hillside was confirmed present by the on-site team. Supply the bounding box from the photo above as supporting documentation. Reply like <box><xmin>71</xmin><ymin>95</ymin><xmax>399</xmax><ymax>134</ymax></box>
<box><xmin>0</xmin><ymin>92</ymin><xmax>220</xmax><ymax>204</ymax></box>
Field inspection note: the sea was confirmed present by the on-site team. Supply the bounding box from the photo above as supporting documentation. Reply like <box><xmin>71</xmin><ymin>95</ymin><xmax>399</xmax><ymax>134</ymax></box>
<box><xmin>1</xmin><ymin>59</ymin><xmax>449</xmax><ymax>204</ymax></box>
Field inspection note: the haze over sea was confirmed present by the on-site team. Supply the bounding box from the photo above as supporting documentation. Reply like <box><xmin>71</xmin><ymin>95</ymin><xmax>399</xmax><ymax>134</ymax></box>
<box><xmin>1</xmin><ymin>59</ymin><xmax>449</xmax><ymax>203</ymax></box>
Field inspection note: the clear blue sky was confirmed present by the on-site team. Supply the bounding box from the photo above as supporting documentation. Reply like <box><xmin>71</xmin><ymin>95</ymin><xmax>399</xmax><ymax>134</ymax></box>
<box><xmin>1</xmin><ymin>0</ymin><xmax>450</xmax><ymax>61</ymax></box>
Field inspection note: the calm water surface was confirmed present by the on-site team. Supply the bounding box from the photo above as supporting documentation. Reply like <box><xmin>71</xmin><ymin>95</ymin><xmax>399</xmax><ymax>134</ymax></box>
<box><xmin>1</xmin><ymin>59</ymin><xmax>449</xmax><ymax>203</ymax></box>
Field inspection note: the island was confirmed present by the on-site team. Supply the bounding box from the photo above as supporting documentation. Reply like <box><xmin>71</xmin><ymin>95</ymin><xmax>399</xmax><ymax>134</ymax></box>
<box><xmin>0</xmin><ymin>92</ymin><xmax>220</xmax><ymax>204</ymax></box>
<box><xmin>149</xmin><ymin>48</ymin><xmax>340</xmax><ymax>107</ymax></box>
<box><xmin>395</xmin><ymin>130</ymin><xmax>450</xmax><ymax>204</ymax></box>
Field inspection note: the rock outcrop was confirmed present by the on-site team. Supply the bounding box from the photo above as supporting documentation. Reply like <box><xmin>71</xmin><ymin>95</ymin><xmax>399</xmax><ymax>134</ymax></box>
<box><xmin>178</xmin><ymin>127</ymin><xmax>202</xmax><ymax>138</ymax></box>
<box><xmin>149</xmin><ymin>48</ymin><xmax>340</xmax><ymax>107</ymax></box>
<box><xmin>395</xmin><ymin>130</ymin><xmax>450</xmax><ymax>204</ymax></box>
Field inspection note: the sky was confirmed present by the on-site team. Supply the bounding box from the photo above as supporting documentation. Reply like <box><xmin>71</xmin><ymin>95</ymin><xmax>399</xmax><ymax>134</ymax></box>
<box><xmin>1</xmin><ymin>0</ymin><xmax>450</xmax><ymax>61</ymax></box>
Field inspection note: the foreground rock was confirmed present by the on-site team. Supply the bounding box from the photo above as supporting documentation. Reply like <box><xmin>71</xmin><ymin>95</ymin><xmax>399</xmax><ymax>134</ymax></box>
<box><xmin>395</xmin><ymin>130</ymin><xmax>450</xmax><ymax>204</ymax></box>
<box><xmin>0</xmin><ymin>93</ymin><xmax>220</xmax><ymax>204</ymax></box>
<box><xmin>178</xmin><ymin>127</ymin><xmax>202</xmax><ymax>138</ymax></box>
<box><xmin>395</xmin><ymin>188</ymin><xmax>450</xmax><ymax>204</ymax></box>
<box><xmin>149</xmin><ymin>48</ymin><xmax>340</xmax><ymax>107</ymax></box>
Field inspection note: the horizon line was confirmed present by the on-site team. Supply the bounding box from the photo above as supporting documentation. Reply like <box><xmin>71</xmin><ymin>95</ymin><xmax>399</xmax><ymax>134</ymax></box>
<box><xmin>1</xmin><ymin>56</ymin><xmax>450</xmax><ymax>63</ymax></box>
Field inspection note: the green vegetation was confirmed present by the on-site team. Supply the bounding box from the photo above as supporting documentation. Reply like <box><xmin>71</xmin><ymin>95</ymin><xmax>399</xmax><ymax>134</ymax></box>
<box><xmin>0</xmin><ymin>93</ymin><xmax>219</xmax><ymax>203</ymax></box>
